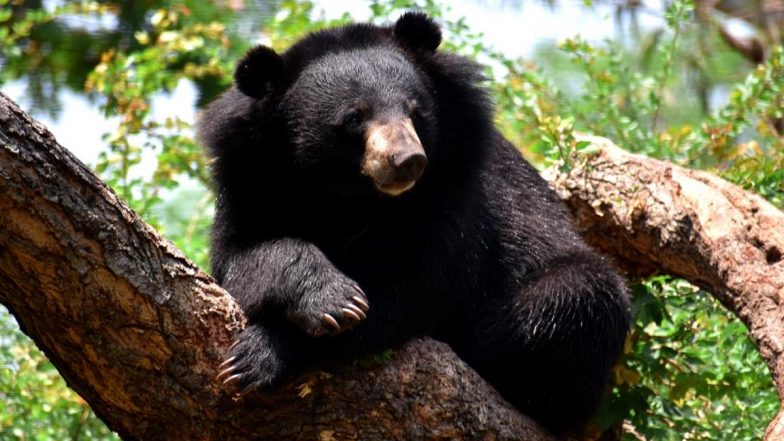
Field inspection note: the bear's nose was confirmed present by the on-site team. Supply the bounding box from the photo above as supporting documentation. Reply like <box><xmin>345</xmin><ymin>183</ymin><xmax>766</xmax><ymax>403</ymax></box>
<box><xmin>391</xmin><ymin>150</ymin><xmax>427</xmax><ymax>182</ymax></box>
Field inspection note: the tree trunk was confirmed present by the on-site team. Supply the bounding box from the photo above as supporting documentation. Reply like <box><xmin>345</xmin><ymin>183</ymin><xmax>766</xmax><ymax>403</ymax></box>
<box><xmin>0</xmin><ymin>93</ymin><xmax>554</xmax><ymax>440</ymax></box>
<box><xmin>2</xmin><ymin>93</ymin><xmax>783</xmax><ymax>440</ymax></box>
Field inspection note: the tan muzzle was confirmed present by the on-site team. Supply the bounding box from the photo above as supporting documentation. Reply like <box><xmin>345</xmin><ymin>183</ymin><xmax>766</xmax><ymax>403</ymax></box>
<box><xmin>361</xmin><ymin>118</ymin><xmax>427</xmax><ymax>196</ymax></box>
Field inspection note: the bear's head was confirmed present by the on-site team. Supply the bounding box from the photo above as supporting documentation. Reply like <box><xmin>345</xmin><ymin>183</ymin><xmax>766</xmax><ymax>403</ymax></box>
<box><xmin>232</xmin><ymin>12</ymin><xmax>443</xmax><ymax>198</ymax></box>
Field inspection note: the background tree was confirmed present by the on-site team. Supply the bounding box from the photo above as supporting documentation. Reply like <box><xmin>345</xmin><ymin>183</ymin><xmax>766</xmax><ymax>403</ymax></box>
<box><xmin>1</xmin><ymin>0</ymin><xmax>782</xmax><ymax>439</ymax></box>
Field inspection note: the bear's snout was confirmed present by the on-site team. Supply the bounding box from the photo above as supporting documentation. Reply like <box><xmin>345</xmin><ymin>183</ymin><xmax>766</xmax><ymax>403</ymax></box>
<box><xmin>391</xmin><ymin>150</ymin><xmax>427</xmax><ymax>183</ymax></box>
<box><xmin>362</xmin><ymin>118</ymin><xmax>427</xmax><ymax>196</ymax></box>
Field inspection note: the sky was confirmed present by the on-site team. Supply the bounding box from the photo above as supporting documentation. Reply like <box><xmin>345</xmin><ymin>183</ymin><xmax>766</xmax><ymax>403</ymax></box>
<box><xmin>2</xmin><ymin>0</ymin><xmax>667</xmax><ymax>165</ymax></box>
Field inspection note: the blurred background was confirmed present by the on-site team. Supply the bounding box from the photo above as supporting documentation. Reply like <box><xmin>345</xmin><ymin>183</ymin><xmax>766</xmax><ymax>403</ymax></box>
<box><xmin>1</xmin><ymin>0</ymin><xmax>782</xmax><ymax>439</ymax></box>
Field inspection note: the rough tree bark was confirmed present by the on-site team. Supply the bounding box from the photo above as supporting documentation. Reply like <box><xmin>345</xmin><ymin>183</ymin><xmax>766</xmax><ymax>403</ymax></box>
<box><xmin>1</xmin><ymin>92</ymin><xmax>782</xmax><ymax>440</ymax></box>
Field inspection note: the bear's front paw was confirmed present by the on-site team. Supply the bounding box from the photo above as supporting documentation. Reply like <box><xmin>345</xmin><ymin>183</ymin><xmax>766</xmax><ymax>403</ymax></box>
<box><xmin>216</xmin><ymin>324</ymin><xmax>288</xmax><ymax>396</ymax></box>
<box><xmin>289</xmin><ymin>274</ymin><xmax>369</xmax><ymax>337</ymax></box>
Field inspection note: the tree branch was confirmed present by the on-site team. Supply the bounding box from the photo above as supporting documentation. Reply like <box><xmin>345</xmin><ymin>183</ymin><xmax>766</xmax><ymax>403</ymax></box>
<box><xmin>545</xmin><ymin>135</ymin><xmax>784</xmax><ymax>441</ymax></box>
<box><xmin>0</xmin><ymin>93</ymin><xmax>554</xmax><ymax>440</ymax></box>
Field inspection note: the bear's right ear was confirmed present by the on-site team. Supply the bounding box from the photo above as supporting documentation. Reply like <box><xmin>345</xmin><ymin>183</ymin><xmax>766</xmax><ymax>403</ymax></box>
<box><xmin>394</xmin><ymin>12</ymin><xmax>441</xmax><ymax>52</ymax></box>
<box><xmin>234</xmin><ymin>45</ymin><xmax>285</xmax><ymax>99</ymax></box>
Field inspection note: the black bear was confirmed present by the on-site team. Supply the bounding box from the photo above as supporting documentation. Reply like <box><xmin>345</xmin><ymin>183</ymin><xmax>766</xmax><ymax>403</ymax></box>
<box><xmin>199</xmin><ymin>12</ymin><xmax>630</xmax><ymax>432</ymax></box>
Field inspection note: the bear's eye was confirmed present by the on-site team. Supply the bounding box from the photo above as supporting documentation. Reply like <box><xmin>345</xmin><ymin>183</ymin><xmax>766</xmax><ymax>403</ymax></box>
<box><xmin>406</xmin><ymin>98</ymin><xmax>428</xmax><ymax>122</ymax></box>
<box><xmin>405</xmin><ymin>99</ymin><xmax>418</xmax><ymax>114</ymax></box>
<box><xmin>341</xmin><ymin>109</ymin><xmax>364</xmax><ymax>128</ymax></box>
<box><xmin>407</xmin><ymin>99</ymin><xmax>428</xmax><ymax>124</ymax></box>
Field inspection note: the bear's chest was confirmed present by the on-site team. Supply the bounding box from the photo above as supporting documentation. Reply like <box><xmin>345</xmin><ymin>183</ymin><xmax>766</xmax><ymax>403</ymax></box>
<box><xmin>330</xmin><ymin>209</ymin><xmax>497</xmax><ymax>311</ymax></box>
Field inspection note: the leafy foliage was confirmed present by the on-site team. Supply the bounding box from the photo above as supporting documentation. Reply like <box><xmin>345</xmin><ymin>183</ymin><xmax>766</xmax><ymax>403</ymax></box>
<box><xmin>495</xmin><ymin>0</ymin><xmax>784</xmax><ymax>209</ymax></box>
<box><xmin>596</xmin><ymin>278</ymin><xmax>778</xmax><ymax>440</ymax></box>
<box><xmin>0</xmin><ymin>1</ymin><xmax>781</xmax><ymax>439</ymax></box>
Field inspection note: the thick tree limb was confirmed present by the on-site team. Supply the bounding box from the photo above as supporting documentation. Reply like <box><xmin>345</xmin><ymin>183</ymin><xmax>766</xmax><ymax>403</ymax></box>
<box><xmin>545</xmin><ymin>136</ymin><xmax>784</xmax><ymax>441</ymax></box>
<box><xmin>0</xmin><ymin>93</ymin><xmax>553</xmax><ymax>440</ymax></box>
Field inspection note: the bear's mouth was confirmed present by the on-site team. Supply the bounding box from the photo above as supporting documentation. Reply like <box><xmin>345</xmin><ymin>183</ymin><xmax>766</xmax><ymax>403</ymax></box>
<box><xmin>362</xmin><ymin>118</ymin><xmax>427</xmax><ymax>197</ymax></box>
<box><xmin>375</xmin><ymin>180</ymin><xmax>417</xmax><ymax>197</ymax></box>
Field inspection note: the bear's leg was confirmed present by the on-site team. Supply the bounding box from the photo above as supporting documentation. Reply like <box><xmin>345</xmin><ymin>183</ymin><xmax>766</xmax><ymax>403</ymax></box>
<box><xmin>215</xmin><ymin>238</ymin><xmax>369</xmax><ymax>389</ymax></box>
<box><xmin>218</xmin><ymin>238</ymin><xmax>369</xmax><ymax>337</ymax></box>
<box><xmin>462</xmin><ymin>250</ymin><xmax>630</xmax><ymax>432</ymax></box>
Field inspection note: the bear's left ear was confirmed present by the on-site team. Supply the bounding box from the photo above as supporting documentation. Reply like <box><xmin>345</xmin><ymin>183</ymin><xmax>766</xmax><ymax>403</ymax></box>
<box><xmin>234</xmin><ymin>45</ymin><xmax>285</xmax><ymax>99</ymax></box>
<box><xmin>394</xmin><ymin>12</ymin><xmax>441</xmax><ymax>52</ymax></box>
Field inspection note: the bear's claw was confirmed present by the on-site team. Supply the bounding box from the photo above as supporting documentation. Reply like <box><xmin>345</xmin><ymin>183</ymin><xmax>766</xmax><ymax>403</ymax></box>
<box><xmin>323</xmin><ymin>313</ymin><xmax>341</xmax><ymax>331</ymax></box>
<box><xmin>218</xmin><ymin>356</ymin><xmax>237</xmax><ymax>370</ymax></box>
<box><xmin>217</xmin><ymin>365</ymin><xmax>237</xmax><ymax>381</ymax></box>
<box><xmin>342</xmin><ymin>307</ymin><xmax>363</xmax><ymax>321</ymax></box>
<box><xmin>351</xmin><ymin>284</ymin><xmax>367</xmax><ymax>298</ymax></box>
<box><xmin>352</xmin><ymin>295</ymin><xmax>369</xmax><ymax>311</ymax></box>
<box><xmin>222</xmin><ymin>373</ymin><xmax>243</xmax><ymax>386</ymax></box>
<box><xmin>289</xmin><ymin>275</ymin><xmax>371</xmax><ymax>336</ymax></box>
<box><xmin>347</xmin><ymin>303</ymin><xmax>366</xmax><ymax>319</ymax></box>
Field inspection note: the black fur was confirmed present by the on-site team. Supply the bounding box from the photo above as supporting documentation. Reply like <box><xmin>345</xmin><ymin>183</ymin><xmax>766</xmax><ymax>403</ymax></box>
<box><xmin>198</xmin><ymin>13</ymin><xmax>630</xmax><ymax>432</ymax></box>
<box><xmin>394</xmin><ymin>11</ymin><xmax>442</xmax><ymax>52</ymax></box>
<box><xmin>233</xmin><ymin>45</ymin><xmax>284</xmax><ymax>98</ymax></box>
